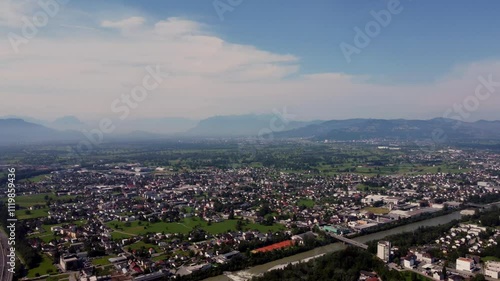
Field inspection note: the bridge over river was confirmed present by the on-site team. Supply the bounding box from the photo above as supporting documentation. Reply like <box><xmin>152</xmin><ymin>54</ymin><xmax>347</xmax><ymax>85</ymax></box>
<box><xmin>325</xmin><ymin>233</ymin><xmax>368</xmax><ymax>250</ymax></box>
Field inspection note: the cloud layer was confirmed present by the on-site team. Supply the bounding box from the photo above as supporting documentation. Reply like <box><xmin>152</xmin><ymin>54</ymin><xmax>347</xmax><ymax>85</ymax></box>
<box><xmin>1</xmin><ymin>7</ymin><xmax>500</xmax><ymax>122</ymax></box>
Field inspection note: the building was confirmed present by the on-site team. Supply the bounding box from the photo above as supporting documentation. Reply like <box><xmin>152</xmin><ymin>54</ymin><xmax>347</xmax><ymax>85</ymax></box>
<box><xmin>485</xmin><ymin>261</ymin><xmax>500</xmax><ymax>279</ymax></box>
<box><xmin>377</xmin><ymin>241</ymin><xmax>391</xmax><ymax>262</ymax></box>
<box><xmin>60</xmin><ymin>254</ymin><xmax>80</xmax><ymax>272</ymax></box>
<box><xmin>455</xmin><ymin>257</ymin><xmax>474</xmax><ymax>272</ymax></box>
<box><xmin>403</xmin><ymin>254</ymin><xmax>416</xmax><ymax>268</ymax></box>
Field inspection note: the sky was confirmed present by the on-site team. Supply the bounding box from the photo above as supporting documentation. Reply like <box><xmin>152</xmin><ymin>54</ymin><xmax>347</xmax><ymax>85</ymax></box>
<box><xmin>1</xmin><ymin>0</ymin><xmax>500</xmax><ymax>122</ymax></box>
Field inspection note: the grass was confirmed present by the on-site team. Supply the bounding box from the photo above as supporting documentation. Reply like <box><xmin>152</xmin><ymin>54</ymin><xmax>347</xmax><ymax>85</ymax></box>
<box><xmin>31</xmin><ymin>232</ymin><xmax>57</xmax><ymax>243</ymax></box>
<box><xmin>46</xmin><ymin>274</ymin><xmax>70</xmax><ymax>281</ymax></box>
<box><xmin>21</xmin><ymin>174</ymin><xmax>51</xmax><ymax>183</ymax></box>
<box><xmin>107</xmin><ymin>217</ymin><xmax>284</xmax><ymax>237</ymax></box>
<box><xmin>152</xmin><ymin>254</ymin><xmax>167</xmax><ymax>262</ymax></box>
<box><xmin>482</xmin><ymin>256</ymin><xmax>500</xmax><ymax>262</ymax></box>
<box><xmin>128</xmin><ymin>241</ymin><xmax>160</xmax><ymax>252</ymax></box>
<box><xmin>92</xmin><ymin>255</ymin><xmax>116</xmax><ymax>266</ymax></box>
<box><xmin>297</xmin><ymin>199</ymin><xmax>315</xmax><ymax>208</ymax></box>
<box><xmin>1</xmin><ymin>193</ymin><xmax>76</xmax><ymax>208</ymax></box>
<box><xmin>362</xmin><ymin>207</ymin><xmax>390</xmax><ymax>214</ymax></box>
<box><xmin>16</xmin><ymin>208</ymin><xmax>49</xmax><ymax>220</ymax></box>
<box><xmin>111</xmin><ymin>231</ymin><xmax>134</xmax><ymax>240</ymax></box>
<box><xmin>27</xmin><ymin>254</ymin><xmax>57</xmax><ymax>278</ymax></box>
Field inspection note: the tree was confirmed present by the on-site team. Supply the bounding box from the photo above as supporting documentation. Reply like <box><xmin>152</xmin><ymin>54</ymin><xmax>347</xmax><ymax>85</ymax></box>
<box><xmin>236</xmin><ymin>220</ymin><xmax>244</xmax><ymax>231</ymax></box>
<box><xmin>470</xmin><ymin>274</ymin><xmax>486</xmax><ymax>281</ymax></box>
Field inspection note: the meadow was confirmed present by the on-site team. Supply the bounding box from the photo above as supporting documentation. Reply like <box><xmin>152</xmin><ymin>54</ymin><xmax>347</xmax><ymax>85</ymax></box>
<box><xmin>107</xmin><ymin>217</ymin><xmax>284</xmax><ymax>237</ymax></box>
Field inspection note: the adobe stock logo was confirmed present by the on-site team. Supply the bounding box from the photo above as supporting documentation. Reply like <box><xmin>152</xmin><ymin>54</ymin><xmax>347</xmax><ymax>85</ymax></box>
<box><xmin>8</xmin><ymin>0</ymin><xmax>69</xmax><ymax>54</ymax></box>
<box><xmin>213</xmin><ymin>0</ymin><xmax>243</xmax><ymax>21</ymax></box>
<box><xmin>340</xmin><ymin>0</ymin><xmax>408</xmax><ymax>63</ymax></box>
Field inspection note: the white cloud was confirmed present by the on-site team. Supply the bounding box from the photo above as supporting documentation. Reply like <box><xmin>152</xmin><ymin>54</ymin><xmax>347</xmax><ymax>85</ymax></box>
<box><xmin>1</xmin><ymin>14</ymin><xmax>500</xmax><ymax>122</ymax></box>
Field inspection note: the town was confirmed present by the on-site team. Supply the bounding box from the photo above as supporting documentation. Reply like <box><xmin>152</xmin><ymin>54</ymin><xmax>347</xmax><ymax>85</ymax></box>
<box><xmin>1</xmin><ymin>142</ymin><xmax>500</xmax><ymax>281</ymax></box>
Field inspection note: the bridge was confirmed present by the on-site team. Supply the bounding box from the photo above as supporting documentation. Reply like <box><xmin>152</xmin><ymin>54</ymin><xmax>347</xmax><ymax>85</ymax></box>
<box><xmin>326</xmin><ymin>233</ymin><xmax>368</xmax><ymax>250</ymax></box>
<box><xmin>465</xmin><ymin>201</ymin><xmax>500</xmax><ymax>209</ymax></box>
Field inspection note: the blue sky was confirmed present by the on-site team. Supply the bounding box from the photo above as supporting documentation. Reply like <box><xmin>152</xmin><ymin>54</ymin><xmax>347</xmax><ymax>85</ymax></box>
<box><xmin>72</xmin><ymin>0</ymin><xmax>500</xmax><ymax>83</ymax></box>
<box><xmin>1</xmin><ymin>0</ymin><xmax>500</xmax><ymax>121</ymax></box>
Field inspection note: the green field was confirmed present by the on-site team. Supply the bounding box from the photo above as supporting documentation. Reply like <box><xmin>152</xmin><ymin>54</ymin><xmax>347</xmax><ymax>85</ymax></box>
<box><xmin>128</xmin><ymin>241</ymin><xmax>161</xmax><ymax>252</ymax></box>
<box><xmin>21</xmin><ymin>174</ymin><xmax>51</xmax><ymax>183</ymax></box>
<box><xmin>91</xmin><ymin>255</ymin><xmax>116</xmax><ymax>266</ymax></box>
<box><xmin>31</xmin><ymin>232</ymin><xmax>56</xmax><ymax>243</ymax></box>
<box><xmin>27</xmin><ymin>254</ymin><xmax>57</xmax><ymax>278</ymax></box>
<box><xmin>107</xmin><ymin>217</ymin><xmax>284</xmax><ymax>237</ymax></box>
<box><xmin>297</xmin><ymin>199</ymin><xmax>315</xmax><ymax>208</ymax></box>
<box><xmin>16</xmin><ymin>208</ymin><xmax>49</xmax><ymax>220</ymax></box>
<box><xmin>1</xmin><ymin>193</ymin><xmax>76</xmax><ymax>208</ymax></box>
<box><xmin>111</xmin><ymin>231</ymin><xmax>134</xmax><ymax>240</ymax></box>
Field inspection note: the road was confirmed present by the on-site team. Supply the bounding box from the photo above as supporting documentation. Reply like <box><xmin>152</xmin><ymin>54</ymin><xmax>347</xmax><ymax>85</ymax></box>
<box><xmin>0</xmin><ymin>230</ymin><xmax>14</xmax><ymax>281</ymax></box>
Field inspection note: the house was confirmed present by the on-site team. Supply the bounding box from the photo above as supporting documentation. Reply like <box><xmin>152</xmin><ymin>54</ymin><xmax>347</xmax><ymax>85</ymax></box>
<box><xmin>291</xmin><ymin>231</ymin><xmax>316</xmax><ymax>245</ymax></box>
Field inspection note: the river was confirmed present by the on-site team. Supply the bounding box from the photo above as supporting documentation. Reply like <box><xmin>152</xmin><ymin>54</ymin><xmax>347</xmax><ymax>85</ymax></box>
<box><xmin>204</xmin><ymin>211</ymin><xmax>463</xmax><ymax>281</ymax></box>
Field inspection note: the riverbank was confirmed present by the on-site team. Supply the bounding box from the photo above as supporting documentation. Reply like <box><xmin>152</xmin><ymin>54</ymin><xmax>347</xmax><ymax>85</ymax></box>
<box><xmin>204</xmin><ymin>210</ymin><xmax>464</xmax><ymax>281</ymax></box>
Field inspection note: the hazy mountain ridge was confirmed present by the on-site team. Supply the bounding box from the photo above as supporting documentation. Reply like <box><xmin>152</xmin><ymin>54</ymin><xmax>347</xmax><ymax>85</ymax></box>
<box><xmin>0</xmin><ymin>118</ymin><xmax>80</xmax><ymax>145</ymax></box>
<box><xmin>275</xmin><ymin>118</ymin><xmax>500</xmax><ymax>140</ymax></box>
<box><xmin>2</xmin><ymin>116</ymin><xmax>500</xmax><ymax>145</ymax></box>
<box><xmin>186</xmin><ymin>114</ymin><xmax>323</xmax><ymax>137</ymax></box>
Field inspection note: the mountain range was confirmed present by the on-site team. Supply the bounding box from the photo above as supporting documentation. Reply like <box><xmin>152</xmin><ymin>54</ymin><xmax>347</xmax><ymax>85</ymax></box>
<box><xmin>275</xmin><ymin>118</ymin><xmax>500</xmax><ymax>141</ymax></box>
<box><xmin>2</xmin><ymin>115</ymin><xmax>500</xmax><ymax>145</ymax></box>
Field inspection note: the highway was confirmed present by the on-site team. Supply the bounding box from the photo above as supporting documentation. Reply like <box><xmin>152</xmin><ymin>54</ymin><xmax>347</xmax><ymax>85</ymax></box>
<box><xmin>0</xmin><ymin>230</ymin><xmax>14</xmax><ymax>281</ymax></box>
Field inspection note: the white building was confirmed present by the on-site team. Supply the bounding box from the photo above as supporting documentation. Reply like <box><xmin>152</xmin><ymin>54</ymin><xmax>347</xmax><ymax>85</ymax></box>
<box><xmin>403</xmin><ymin>255</ymin><xmax>415</xmax><ymax>268</ymax></box>
<box><xmin>456</xmin><ymin>257</ymin><xmax>474</xmax><ymax>272</ymax></box>
<box><xmin>485</xmin><ymin>261</ymin><xmax>500</xmax><ymax>279</ymax></box>
<box><xmin>377</xmin><ymin>241</ymin><xmax>391</xmax><ymax>262</ymax></box>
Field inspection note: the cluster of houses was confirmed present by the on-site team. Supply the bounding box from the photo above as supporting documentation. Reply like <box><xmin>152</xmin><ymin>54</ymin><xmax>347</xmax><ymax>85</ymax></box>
<box><xmin>11</xmin><ymin>148</ymin><xmax>500</xmax><ymax>281</ymax></box>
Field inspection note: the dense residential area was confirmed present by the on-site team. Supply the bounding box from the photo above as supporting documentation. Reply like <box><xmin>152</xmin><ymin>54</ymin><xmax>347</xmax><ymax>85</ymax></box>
<box><xmin>1</xmin><ymin>142</ymin><xmax>500</xmax><ymax>281</ymax></box>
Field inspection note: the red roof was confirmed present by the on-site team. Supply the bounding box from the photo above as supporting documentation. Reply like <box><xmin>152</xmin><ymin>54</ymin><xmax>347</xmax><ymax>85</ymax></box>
<box><xmin>251</xmin><ymin>240</ymin><xmax>295</xmax><ymax>253</ymax></box>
